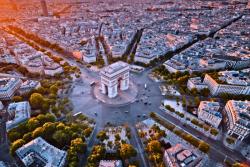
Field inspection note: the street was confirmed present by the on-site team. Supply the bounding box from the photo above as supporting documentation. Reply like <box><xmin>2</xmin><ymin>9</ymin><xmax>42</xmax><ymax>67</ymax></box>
<box><xmin>67</xmin><ymin>65</ymin><xmax>250</xmax><ymax>166</ymax></box>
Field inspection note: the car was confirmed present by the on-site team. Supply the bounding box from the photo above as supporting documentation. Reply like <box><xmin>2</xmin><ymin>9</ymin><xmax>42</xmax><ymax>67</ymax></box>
<box><xmin>90</xmin><ymin>81</ymin><xmax>95</xmax><ymax>86</ymax></box>
<box><xmin>143</xmin><ymin>114</ymin><xmax>147</xmax><ymax>117</ymax></box>
<box><xmin>73</xmin><ymin>112</ymin><xmax>82</xmax><ymax>117</ymax></box>
<box><xmin>144</xmin><ymin>102</ymin><xmax>148</xmax><ymax>105</ymax></box>
<box><xmin>137</xmin><ymin>115</ymin><xmax>141</xmax><ymax>118</ymax></box>
<box><xmin>124</xmin><ymin>111</ymin><xmax>129</xmax><ymax>113</ymax></box>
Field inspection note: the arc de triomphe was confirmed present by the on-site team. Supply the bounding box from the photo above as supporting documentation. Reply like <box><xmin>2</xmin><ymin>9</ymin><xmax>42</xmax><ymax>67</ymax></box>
<box><xmin>100</xmin><ymin>61</ymin><xmax>130</xmax><ymax>98</ymax></box>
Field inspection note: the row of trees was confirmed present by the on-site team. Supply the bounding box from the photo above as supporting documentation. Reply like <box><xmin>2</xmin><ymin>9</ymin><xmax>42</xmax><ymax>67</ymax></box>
<box><xmin>149</xmin><ymin>112</ymin><xmax>210</xmax><ymax>153</ymax></box>
<box><xmin>0</xmin><ymin>63</ymin><xmax>38</xmax><ymax>78</ymax></box>
<box><xmin>165</xmin><ymin>105</ymin><xmax>185</xmax><ymax>118</ymax></box>
<box><xmin>7</xmin><ymin>25</ymin><xmax>65</xmax><ymax>53</ymax></box>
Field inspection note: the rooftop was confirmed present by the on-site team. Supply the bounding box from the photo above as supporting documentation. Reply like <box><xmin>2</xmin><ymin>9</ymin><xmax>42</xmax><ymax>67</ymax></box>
<box><xmin>6</xmin><ymin>101</ymin><xmax>30</xmax><ymax>131</ymax></box>
<box><xmin>228</xmin><ymin>100</ymin><xmax>250</xmax><ymax>128</ymax></box>
<box><xmin>20</xmin><ymin>80</ymin><xmax>40</xmax><ymax>90</ymax></box>
<box><xmin>164</xmin><ymin>143</ymin><xmax>202</xmax><ymax>167</ymax></box>
<box><xmin>99</xmin><ymin>160</ymin><xmax>122</xmax><ymax>167</ymax></box>
<box><xmin>188</xmin><ymin>77</ymin><xmax>206</xmax><ymax>85</ymax></box>
<box><xmin>101</xmin><ymin>61</ymin><xmax>129</xmax><ymax>75</ymax></box>
<box><xmin>0</xmin><ymin>77</ymin><xmax>20</xmax><ymax>92</ymax></box>
<box><xmin>16</xmin><ymin>137</ymin><xmax>67</xmax><ymax>167</ymax></box>
<box><xmin>199</xmin><ymin>101</ymin><xmax>222</xmax><ymax>118</ymax></box>
<box><xmin>218</xmin><ymin>70</ymin><xmax>250</xmax><ymax>86</ymax></box>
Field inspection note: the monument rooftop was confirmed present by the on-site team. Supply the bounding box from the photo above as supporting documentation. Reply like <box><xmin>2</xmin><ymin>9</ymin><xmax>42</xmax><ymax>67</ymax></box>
<box><xmin>101</xmin><ymin>61</ymin><xmax>129</xmax><ymax>75</ymax></box>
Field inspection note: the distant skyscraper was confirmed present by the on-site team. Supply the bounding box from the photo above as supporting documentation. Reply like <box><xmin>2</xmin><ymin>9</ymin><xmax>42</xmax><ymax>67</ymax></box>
<box><xmin>40</xmin><ymin>0</ymin><xmax>49</xmax><ymax>17</ymax></box>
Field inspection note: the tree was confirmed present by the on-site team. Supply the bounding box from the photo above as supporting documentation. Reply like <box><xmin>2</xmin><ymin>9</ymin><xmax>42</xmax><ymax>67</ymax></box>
<box><xmin>115</xmin><ymin>133</ymin><xmax>121</xmax><ymax>141</ymax></box>
<box><xmin>70</xmin><ymin>138</ymin><xmax>86</xmax><ymax>154</ymax></box>
<box><xmin>194</xmin><ymin>96</ymin><xmax>200</xmax><ymax>107</ymax></box>
<box><xmin>10</xmin><ymin>139</ymin><xmax>25</xmax><ymax>155</ymax></box>
<box><xmin>29</xmin><ymin>93</ymin><xmax>44</xmax><ymax>109</ymax></box>
<box><xmin>41</xmin><ymin>100</ymin><xmax>50</xmax><ymax>112</ymax></box>
<box><xmin>226</xmin><ymin>137</ymin><xmax>235</xmax><ymax>145</ymax></box>
<box><xmin>210</xmin><ymin>128</ymin><xmax>219</xmax><ymax>136</ymax></box>
<box><xmin>149</xmin><ymin>152</ymin><xmax>162</xmax><ymax>165</ymax></box>
<box><xmin>36</xmin><ymin>113</ymin><xmax>55</xmax><ymax>124</ymax></box>
<box><xmin>84</xmin><ymin>128</ymin><xmax>92</xmax><ymax>138</ymax></box>
<box><xmin>49</xmin><ymin>93</ymin><xmax>57</xmax><ymax>99</ymax></box>
<box><xmin>12</xmin><ymin>96</ymin><xmax>23</xmax><ymax>102</ymax></box>
<box><xmin>147</xmin><ymin>140</ymin><xmax>161</xmax><ymax>153</ymax></box>
<box><xmin>149</xmin><ymin>112</ymin><xmax>156</xmax><ymax>118</ymax></box>
<box><xmin>22</xmin><ymin>132</ymin><xmax>33</xmax><ymax>143</ymax></box>
<box><xmin>36</xmin><ymin>86</ymin><xmax>46</xmax><ymax>95</ymax></box>
<box><xmin>52</xmin><ymin>130</ymin><xmax>70</xmax><ymax>147</ymax></box>
<box><xmin>49</xmin><ymin>85</ymin><xmax>58</xmax><ymax>94</ymax></box>
<box><xmin>8</xmin><ymin>131</ymin><xmax>22</xmax><ymax>142</ymax></box>
<box><xmin>27</xmin><ymin>118</ymin><xmax>40</xmax><ymax>131</ymax></box>
<box><xmin>182</xmin><ymin>96</ymin><xmax>186</xmax><ymax>107</ymax></box>
<box><xmin>190</xmin><ymin>88</ymin><xmax>198</xmax><ymax>96</ymax></box>
<box><xmin>87</xmin><ymin>145</ymin><xmax>106</xmax><ymax>164</ymax></box>
<box><xmin>42</xmin><ymin>122</ymin><xmax>56</xmax><ymax>139</ymax></box>
<box><xmin>32</xmin><ymin>127</ymin><xmax>44</xmax><ymax>138</ymax></box>
<box><xmin>200</xmin><ymin>88</ymin><xmax>210</xmax><ymax>97</ymax></box>
<box><xmin>41</xmin><ymin>79</ymin><xmax>51</xmax><ymax>88</ymax></box>
<box><xmin>119</xmin><ymin>144</ymin><xmax>137</xmax><ymax>160</ymax></box>
<box><xmin>97</xmin><ymin>131</ymin><xmax>108</xmax><ymax>141</ymax></box>
<box><xmin>198</xmin><ymin>142</ymin><xmax>210</xmax><ymax>153</ymax></box>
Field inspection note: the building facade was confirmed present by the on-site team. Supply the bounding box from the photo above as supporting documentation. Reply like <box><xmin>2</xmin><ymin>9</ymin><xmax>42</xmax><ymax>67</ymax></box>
<box><xmin>204</xmin><ymin>74</ymin><xmax>250</xmax><ymax>96</ymax></box>
<box><xmin>163</xmin><ymin>144</ymin><xmax>202</xmax><ymax>167</ymax></box>
<box><xmin>134</xmin><ymin>54</ymin><xmax>155</xmax><ymax>65</ymax></box>
<box><xmin>223</xmin><ymin>100</ymin><xmax>250</xmax><ymax>141</ymax></box>
<box><xmin>16</xmin><ymin>137</ymin><xmax>67</xmax><ymax>167</ymax></box>
<box><xmin>100</xmin><ymin>61</ymin><xmax>130</xmax><ymax>98</ymax></box>
<box><xmin>187</xmin><ymin>77</ymin><xmax>208</xmax><ymax>91</ymax></box>
<box><xmin>198</xmin><ymin>101</ymin><xmax>222</xmax><ymax>128</ymax></box>
<box><xmin>163</xmin><ymin>60</ymin><xmax>187</xmax><ymax>73</ymax></box>
<box><xmin>0</xmin><ymin>77</ymin><xmax>22</xmax><ymax>100</ymax></box>
<box><xmin>6</xmin><ymin>101</ymin><xmax>31</xmax><ymax>131</ymax></box>
<box><xmin>18</xmin><ymin>80</ymin><xmax>41</xmax><ymax>95</ymax></box>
